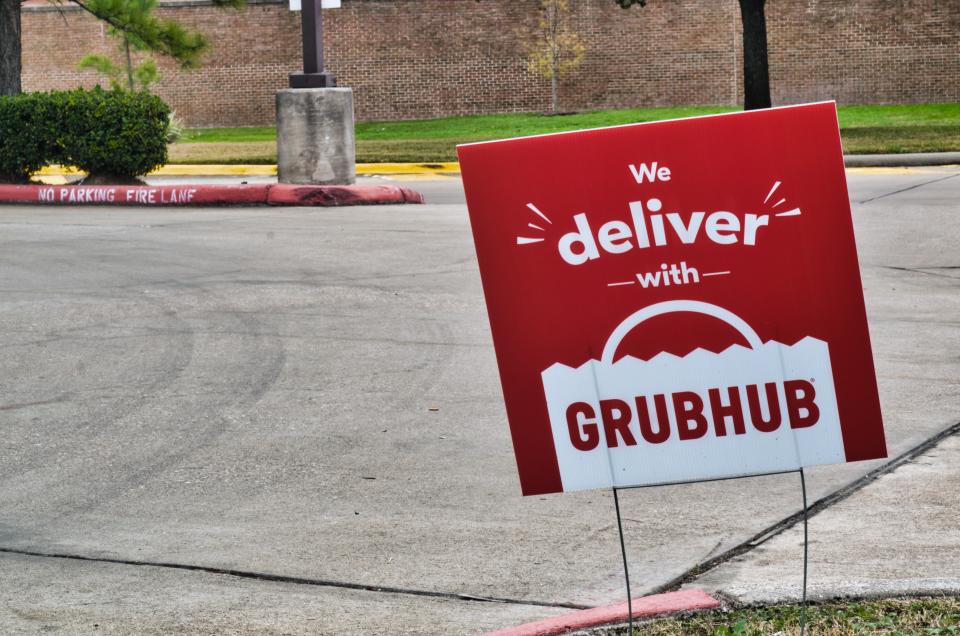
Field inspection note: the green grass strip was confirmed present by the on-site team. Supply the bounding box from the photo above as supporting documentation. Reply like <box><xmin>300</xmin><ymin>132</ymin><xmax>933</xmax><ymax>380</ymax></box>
<box><xmin>171</xmin><ymin>103</ymin><xmax>960</xmax><ymax>163</ymax></box>
<box><xmin>619</xmin><ymin>597</ymin><xmax>960</xmax><ymax>635</ymax></box>
<box><xmin>181</xmin><ymin>103</ymin><xmax>960</xmax><ymax>144</ymax></box>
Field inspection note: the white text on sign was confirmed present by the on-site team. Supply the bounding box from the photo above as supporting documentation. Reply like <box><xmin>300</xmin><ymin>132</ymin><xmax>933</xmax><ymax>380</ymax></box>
<box><xmin>629</xmin><ymin>161</ymin><xmax>672</xmax><ymax>184</ymax></box>
<box><xmin>558</xmin><ymin>200</ymin><xmax>770</xmax><ymax>266</ymax></box>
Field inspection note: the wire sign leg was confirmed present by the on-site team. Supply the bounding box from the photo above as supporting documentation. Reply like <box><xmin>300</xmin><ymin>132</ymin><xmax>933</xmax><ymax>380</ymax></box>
<box><xmin>612</xmin><ymin>487</ymin><xmax>634</xmax><ymax>635</ymax></box>
<box><xmin>799</xmin><ymin>468</ymin><xmax>810</xmax><ymax>636</ymax></box>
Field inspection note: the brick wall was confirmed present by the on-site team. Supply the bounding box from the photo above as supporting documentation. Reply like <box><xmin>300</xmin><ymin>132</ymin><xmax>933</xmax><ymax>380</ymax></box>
<box><xmin>20</xmin><ymin>0</ymin><xmax>960</xmax><ymax>127</ymax></box>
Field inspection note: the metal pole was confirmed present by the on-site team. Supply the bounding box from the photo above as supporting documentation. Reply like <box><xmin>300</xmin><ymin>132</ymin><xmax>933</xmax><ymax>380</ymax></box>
<box><xmin>289</xmin><ymin>0</ymin><xmax>336</xmax><ymax>88</ymax></box>
<box><xmin>612</xmin><ymin>487</ymin><xmax>634</xmax><ymax>635</ymax></box>
<box><xmin>799</xmin><ymin>468</ymin><xmax>809</xmax><ymax>636</ymax></box>
<box><xmin>301</xmin><ymin>0</ymin><xmax>322</xmax><ymax>74</ymax></box>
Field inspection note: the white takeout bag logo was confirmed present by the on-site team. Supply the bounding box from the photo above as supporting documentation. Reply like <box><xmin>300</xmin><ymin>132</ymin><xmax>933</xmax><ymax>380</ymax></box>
<box><xmin>541</xmin><ymin>300</ymin><xmax>845</xmax><ymax>491</ymax></box>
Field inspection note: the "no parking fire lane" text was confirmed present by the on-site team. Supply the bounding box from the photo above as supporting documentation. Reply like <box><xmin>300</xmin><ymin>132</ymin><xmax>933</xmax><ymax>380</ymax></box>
<box><xmin>38</xmin><ymin>187</ymin><xmax>199</xmax><ymax>204</ymax></box>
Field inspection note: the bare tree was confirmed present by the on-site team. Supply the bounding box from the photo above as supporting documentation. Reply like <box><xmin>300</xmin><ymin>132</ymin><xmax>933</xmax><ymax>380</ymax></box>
<box><xmin>523</xmin><ymin>0</ymin><xmax>586</xmax><ymax>114</ymax></box>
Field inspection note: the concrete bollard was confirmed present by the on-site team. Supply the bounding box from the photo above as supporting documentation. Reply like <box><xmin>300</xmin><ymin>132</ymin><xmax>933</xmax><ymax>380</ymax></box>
<box><xmin>276</xmin><ymin>88</ymin><xmax>356</xmax><ymax>185</ymax></box>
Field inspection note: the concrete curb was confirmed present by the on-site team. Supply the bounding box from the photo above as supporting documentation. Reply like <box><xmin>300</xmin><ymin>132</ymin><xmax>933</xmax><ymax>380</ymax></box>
<box><xmin>481</xmin><ymin>590</ymin><xmax>721</xmax><ymax>636</ymax></box>
<box><xmin>0</xmin><ymin>183</ymin><xmax>424</xmax><ymax>207</ymax></box>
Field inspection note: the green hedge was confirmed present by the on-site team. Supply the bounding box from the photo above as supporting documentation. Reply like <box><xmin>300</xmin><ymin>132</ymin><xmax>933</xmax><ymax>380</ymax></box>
<box><xmin>0</xmin><ymin>92</ymin><xmax>54</xmax><ymax>182</ymax></box>
<box><xmin>0</xmin><ymin>87</ymin><xmax>170</xmax><ymax>183</ymax></box>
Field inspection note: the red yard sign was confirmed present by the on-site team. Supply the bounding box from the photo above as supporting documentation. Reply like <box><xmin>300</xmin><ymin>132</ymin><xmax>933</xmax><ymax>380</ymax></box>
<box><xmin>458</xmin><ymin>102</ymin><xmax>886</xmax><ymax>496</ymax></box>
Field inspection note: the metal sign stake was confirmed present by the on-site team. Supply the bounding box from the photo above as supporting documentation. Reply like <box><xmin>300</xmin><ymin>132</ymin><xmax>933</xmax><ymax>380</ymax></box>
<box><xmin>799</xmin><ymin>467</ymin><xmax>810</xmax><ymax>636</ymax></box>
<box><xmin>611</xmin><ymin>469</ymin><xmax>813</xmax><ymax>635</ymax></box>
<box><xmin>612</xmin><ymin>486</ymin><xmax>634</xmax><ymax>635</ymax></box>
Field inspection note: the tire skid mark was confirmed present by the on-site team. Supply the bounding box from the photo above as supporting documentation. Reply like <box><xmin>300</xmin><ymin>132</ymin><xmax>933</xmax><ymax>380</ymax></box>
<box><xmin>0</xmin><ymin>293</ymin><xmax>196</xmax><ymax>493</ymax></box>
<box><xmin>46</xmin><ymin>277</ymin><xmax>289</xmax><ymax>519</ymax></box>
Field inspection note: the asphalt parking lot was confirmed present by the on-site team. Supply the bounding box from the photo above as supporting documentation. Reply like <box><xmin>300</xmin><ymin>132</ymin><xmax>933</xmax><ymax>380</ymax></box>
<box><xmin>1</xmin><ymin>167</ymin><xmax>958</xmax><ymax>634</ymax></box>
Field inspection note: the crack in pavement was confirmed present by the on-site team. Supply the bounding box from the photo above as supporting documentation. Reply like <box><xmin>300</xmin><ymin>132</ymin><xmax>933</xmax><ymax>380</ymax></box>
<box><xmin>0</xmin><ymin>394</ymin><xmax>75</xmax><ymax>412</ymax></box>
<box><xmin>857</xmin><ymin>172</ymin><xmax>960</xmax><ymax>204</ymax></box>
<box><xmin>3</xmin><ymin>424</ymin><xmax>958</xmax><ymax>613</ymax></box>
<box><xmin>4</xmin><ymin>422</ymin><xmax>960</xmax><ymax>612</ymax></box>
<box><xmin>0</xmin><ymin>547</ymin><xmax>591</xmax><ymax>612</ymax></box>
<box><xmin>648</xmin><ymin>419</ymin><xmax>960</xmax><ymax>595</ymax></box>
<box><xmin>881</xmin><ymin>265</ymin><xmax>960</xmax><ymax>280</ymax></box>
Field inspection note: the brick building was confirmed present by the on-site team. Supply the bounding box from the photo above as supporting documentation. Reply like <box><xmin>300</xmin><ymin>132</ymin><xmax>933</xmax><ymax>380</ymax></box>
<box><xmin>20</xmin><ymin>0</ymin><xmax>960</xmax><ymax>126</ymax></box>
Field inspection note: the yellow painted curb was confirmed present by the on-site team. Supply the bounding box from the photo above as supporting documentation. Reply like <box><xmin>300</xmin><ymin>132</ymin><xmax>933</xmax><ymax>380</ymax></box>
<box><xmin>37</xmin><ymin>162</ymin><xmax>462</xmax><ymax>177</ymax></box>
<box><xmin>358</xmin><ymin>162</ymin><xmax>461</xmax><ymax>175</ymax></box>
<box><xmin>35</xmin><ymin>164</ymin><xmax>279</xmax><ymax>177</ymax></box>
<box><xmin>154</xmin><ymin>165</ymin><xmax>277</xmax><ymax>176</ymax></box>
<box><xmin>36</xmin><ymin>165</ymin><xmax>85</xmax><ymax>176</ymax></box>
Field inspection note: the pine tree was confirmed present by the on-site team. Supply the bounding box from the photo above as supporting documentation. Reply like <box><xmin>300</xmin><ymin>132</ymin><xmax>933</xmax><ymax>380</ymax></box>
<box><xmin>79</xmin><ymin>0</ymin><xmax>163</xmax><ymax>92</ymax></box>
<box><xmin>0</xmin><ymin>0</ymin><xmax>243</xmax><ymax>96</ymax></box>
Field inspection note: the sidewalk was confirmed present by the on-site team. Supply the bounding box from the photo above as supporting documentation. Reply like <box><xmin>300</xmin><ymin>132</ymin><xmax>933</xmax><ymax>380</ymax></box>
<box><xmin>685</xmin><ymin>431</ymin><xmax>960</xmax><ymax>603</ymax></box>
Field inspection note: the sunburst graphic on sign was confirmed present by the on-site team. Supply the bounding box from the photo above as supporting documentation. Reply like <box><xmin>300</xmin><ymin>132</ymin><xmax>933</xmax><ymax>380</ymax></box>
<box><xmin>516</xmin><ymin>203</ymin><xmax>553</xmax><ymax>245</ymax></box>
<box><xmin>764</xmin><ymin>181</ymin><xmax>802</xmax><ymax>217</ymax></box>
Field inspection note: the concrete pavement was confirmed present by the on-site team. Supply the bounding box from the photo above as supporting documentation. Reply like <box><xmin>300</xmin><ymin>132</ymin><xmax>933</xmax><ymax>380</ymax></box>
<box><xmin>686</xmin><ymin>432</ymin><xmax>960</xmax><ymax>604</ymax></box>
<box><xmin>0</xmin><ymin>550</ymin><xmax>568</xmax><ymax>635</ymax></box>
<box><xmin>0</xmin><ymin>166</ymin><xmax>958</xmax><ymax>634</ymax></box>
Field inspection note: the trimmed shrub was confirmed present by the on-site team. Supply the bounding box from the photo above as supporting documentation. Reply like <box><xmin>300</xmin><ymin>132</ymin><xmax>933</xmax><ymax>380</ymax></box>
<box><xmin>0</xmin><ymin>87</ymin><xmax>170</xmax><ymax>183</ymax></box>
<box><xmin>58</xmin><ymin>88</ymin><xmax>170</xmax><ymax>179</ymax></box>
<box><xmin>0</xmin><ymin>92</ymin><xmax>56</xmax><ymax>183</ymax></box>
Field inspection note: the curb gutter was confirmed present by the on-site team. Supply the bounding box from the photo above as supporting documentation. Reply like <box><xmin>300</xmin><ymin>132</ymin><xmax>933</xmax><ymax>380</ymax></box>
<box><xmin>0</xmin><ymin>183</ymin><xmax>424</xmax><ymax>207</ymax></box>
<box><xmin>482</xmin><ymin>590</ymin><xmax>721</xmax><ymax>636</ymax></box>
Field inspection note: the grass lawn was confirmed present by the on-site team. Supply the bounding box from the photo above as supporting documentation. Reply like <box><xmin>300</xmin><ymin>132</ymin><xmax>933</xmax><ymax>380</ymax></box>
<box><xmin>618</xmin><ymin>597</ymin><xmax>960</xmax><ymax>635</ymax></box>
<box><xmin>169</xmin><ymin>103</ymin><xmax>960</xmax><ymax>164</ymax></box>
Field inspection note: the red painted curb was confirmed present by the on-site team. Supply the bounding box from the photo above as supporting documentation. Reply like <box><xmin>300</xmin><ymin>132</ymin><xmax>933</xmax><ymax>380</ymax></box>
<box><xmin>483</xmin><ymin>590</ymin><xmax>721</xmax><ymax>636</ymax></box>
<box><xmin>266</xmin><ymin>184</ymin><xmax>425</xmax><ymax>206</ymax></box>
<box><xmin>0</xmin><ymin>183</ymin><xmax>424</xmax><ymax>207</ymax></box>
